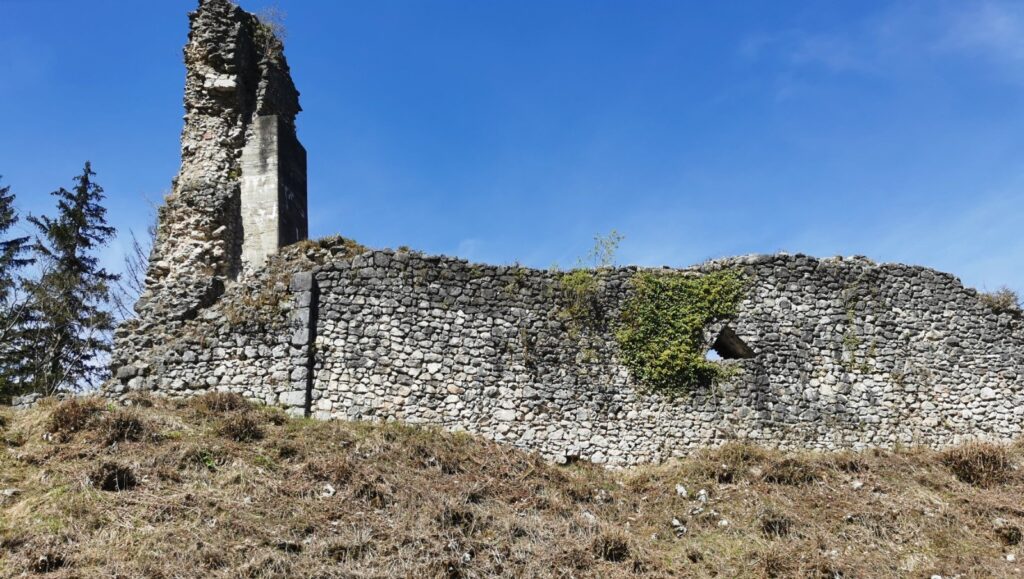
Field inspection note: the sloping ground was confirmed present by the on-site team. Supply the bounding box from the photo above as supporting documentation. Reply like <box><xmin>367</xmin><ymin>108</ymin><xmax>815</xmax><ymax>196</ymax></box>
<box><xmin>0</xmin><ymin>396</ymin><xmax>1021</xmax><ymax>578</ymax></box>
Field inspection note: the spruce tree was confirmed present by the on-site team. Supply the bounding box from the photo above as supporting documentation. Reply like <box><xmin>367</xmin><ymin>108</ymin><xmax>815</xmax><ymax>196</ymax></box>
<box><xmin>0</xmin><ymin>177</ymin><xmax>33</xmax><ymax>402</ymax></box>
<box><xmin>0</xmin><ymin>178</ymin><xmax>32</xmax><ymax>305</ymax></box>
<box><xmin>23</xmin><ymin>163</ymin><xmax>119</xmax><ymax>394</ymax></box>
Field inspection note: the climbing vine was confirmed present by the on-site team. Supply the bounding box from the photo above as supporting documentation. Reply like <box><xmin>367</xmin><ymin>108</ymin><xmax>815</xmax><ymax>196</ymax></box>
<box><xmin>616</xmin><ymin>269</ymin><xmax>746</xmax><ymax>395</ymax></box>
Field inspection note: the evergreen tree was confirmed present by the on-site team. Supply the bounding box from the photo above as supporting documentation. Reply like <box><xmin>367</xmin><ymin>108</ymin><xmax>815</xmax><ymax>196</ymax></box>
<box><xmin>0</xmin><ymin>177</ymin><xmax>33</xmax><ymax>402</ymax></box>
<box><xmin>0</xmin><ymin>177</ymin><xmax>32</xmax><ymax>305</ymax></box>
<box><xmin>23</xmin><ymin>163</ymin><xmax>118</xmax><ymax>394</ymax></box>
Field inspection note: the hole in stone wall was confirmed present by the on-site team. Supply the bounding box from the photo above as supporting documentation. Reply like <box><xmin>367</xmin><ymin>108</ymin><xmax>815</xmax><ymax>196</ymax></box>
<box><xmin>708</xmin><ymin>326</ymin><xmax>755</xmax><ymax>360</ymax></box>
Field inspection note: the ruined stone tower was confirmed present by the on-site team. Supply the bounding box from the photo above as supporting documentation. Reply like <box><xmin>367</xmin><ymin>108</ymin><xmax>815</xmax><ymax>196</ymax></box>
<box><xmin>136</xmin><ymin>0</ymin><xmax>305</xmax><ymax>322</ymax></box>
<box><xmin>112</xmin><ymin>0</ymin><xmax>306</xmax><ymax>388</ymax></box>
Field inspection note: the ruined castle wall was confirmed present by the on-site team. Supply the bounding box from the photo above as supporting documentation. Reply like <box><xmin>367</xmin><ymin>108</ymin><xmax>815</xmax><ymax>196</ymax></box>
<box><xmin>308</xmin><ymin>251</ymin><xmax>1024</xmax><ymax>466</ymax></box>
<box><xmin>110</xmin><ymin>248</ymin><xmax>316</xmax><ymax>415</ymax></box>
<box><xmin>139</xmin><ymin>0</ymin><xmax>276</xmax><ymax>321</ymax></box>
<box><xmin>111</xmin><ymin>244</ymin><xmax>1024</xmax><ymax>465</ymax></box>
<box><xmin>109</xmin><ymin>0</ymin><xmax>1024</xmax><ymax>466</ymax></box>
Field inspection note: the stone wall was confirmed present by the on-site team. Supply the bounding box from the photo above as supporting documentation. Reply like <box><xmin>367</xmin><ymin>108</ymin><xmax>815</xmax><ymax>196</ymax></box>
<box><xmin>110</xmin><ymin>245</ymin><xmax>316</xmax><ymax>415</ymax></box>
<box><xmin>109</xmin><ymin>238</ymin><xmax>364</xmax><ymax>415</ymax></box>
<box><xmin>303</xmin><ymin>250</ymin><xmax>1024</xmax><ymax>465</ymax></box>
<box><xmin>111</xmin><ymin>245</ymin><xmax>1024</xmax><ymax>465</ymax></box>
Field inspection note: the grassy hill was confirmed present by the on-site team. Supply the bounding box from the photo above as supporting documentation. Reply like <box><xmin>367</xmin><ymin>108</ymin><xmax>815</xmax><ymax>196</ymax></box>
<box><xmin>0</xmin><ymin>394</ymin><xmax>1021</xmax><ymax>578</ymax></box>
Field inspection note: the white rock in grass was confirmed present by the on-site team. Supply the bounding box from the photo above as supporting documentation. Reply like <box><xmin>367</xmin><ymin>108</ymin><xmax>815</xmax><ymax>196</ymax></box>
<box><xmin>671</xmin><ymin>518</ymin><xmax>687</xmax><ymax>537</ymax></box>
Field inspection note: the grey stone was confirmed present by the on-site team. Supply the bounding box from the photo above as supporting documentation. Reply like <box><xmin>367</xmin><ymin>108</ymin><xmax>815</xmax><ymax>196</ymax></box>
<box><xmin>494</xmin><ymin>409</ymin><xmax>517</xmax><ymax>422</ymax></box>
<box><xmin>279</xmin><ymin>390</ymin><xmax>307</xmax><ymax>408</ymax></box>
<box><xmin>291</xmin><ymin>272</ymin><xmax>314</xmax><ymax>293</ymax></box>
<box><xmin>115</xmin><ymin>365</ymin><xmax>138</xmax><ymax>380</ymax></box>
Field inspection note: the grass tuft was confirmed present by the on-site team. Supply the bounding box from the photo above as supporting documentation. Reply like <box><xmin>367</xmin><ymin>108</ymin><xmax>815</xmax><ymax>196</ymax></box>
<box><xmin>979</xmin><ymin>286</ymin><xmax>1021</xmax><ymax>316</ymax></box>
<box><xmin>217</xmin><ymin>411</ymin><xmax>264</xmax><ymax>442</ymax></box>
<box><xmin>123</xmin><ymin>391</ymin><xmax>156</xmax><ymax>408</ymax></box>
<box><xmin>761</xmin><ymin>511</ymin><xmax>793</xmax><ymax>538</ymax></box>
<box><xmin>189</xmin><ymin>391</ymin><xmax>250</xmax><ymax>415</ymax></box>
<box><xmin>592</xmin><ymin>530</ymin><xmax>631</xmax><ymax>563</ymax></box>
<box><xmin>26</xmin><ymin>545</ymin><xmax>67</xmax><ymax>574</ymax></box>
<box><xmin>95</xmin><ymin>408</ymin><xmax>150</xmax><ymax>445</ymax></box>
<box><xmin>91</xmin><ymin>462</ymin><xmax>137</xmax><ymax>492</ymax></box>
<box><xmin>940</xmin><ymin>442</ymin><xmax>1015</xmax><ymax>486</ymax></box>
<box><xmin>46</xmin><ymin>397</ymin><xmax>106</xmax><ymax>441</ymax></box>
<box><xmin>762</xmin><ymin>457</ymin><xmax>822</xmax><ymax>486</ymax></box>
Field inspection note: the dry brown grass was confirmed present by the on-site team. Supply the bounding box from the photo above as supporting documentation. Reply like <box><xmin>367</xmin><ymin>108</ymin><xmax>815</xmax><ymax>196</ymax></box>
<box><xmin>45</xmin><ymin>397</ymin><xmax>106</xmax><ymax>441</ymax></box>
<box><xmin>761</xmin><ymin>456</ymin><xmax>822</xmax><ymax>485</ymax></box>
<box><xmin>189</xmin><ymin>391</ymin><xmax>250</xmax><ymax>415</ymax></box>
<box><xmin>89</xmin><ymin>462</ymin><xmax>138</xmax><ymax>492</ymax></box>
<box><xmin>94</xmin><ymin>408</ymin><xmax>151</xmax><ymax>445</ymax></box>
<box><xmin>980</xmin><ymin>287</ymin><xmax>1022</xmax><ymax>316</ymax></box>
<box><xmin>0</xmin><ymin>399</ymin><xmax>1021</xmax><ymax>577</ymax></box>
<box><xmin>940</xmin><ymin>441</ymin><xmax>1015</xmax><ymax>487</ymax></box>
<box><xmin>216</xmin><ymin>411</ymin><xmax>265</xmax><ymax>442</ymax></box>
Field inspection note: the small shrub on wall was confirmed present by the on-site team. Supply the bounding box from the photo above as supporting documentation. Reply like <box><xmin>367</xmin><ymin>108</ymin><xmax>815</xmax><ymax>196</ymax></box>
<box><xmin>555</xmin><ymin>230</ymin><xmax>624</xmax><ymax>335</ymax></box>
<box><xmin>980</xmin><ymin>287</ymin><xmax>1021</xmax><ymax>316</ymax></box>
<box><xmin>558</xmin><ymin>269</ymin><xmax>601</xmax><ymax>333</ymax></box>
<box><xmin>616</xmin><ymin>269</ymin><xmax>746</xmax><ymax>395</ymax></box>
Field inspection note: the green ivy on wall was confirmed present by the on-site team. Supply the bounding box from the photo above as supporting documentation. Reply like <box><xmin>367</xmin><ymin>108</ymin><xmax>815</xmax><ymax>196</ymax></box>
<box><xmin>616</xmin><ymin>269</ymin><xmax>746</xmax><ymax>395</ymax></box>
<box><xmin>557</xmin><ymin>269</ymin><xmax>602</xmax><ymax>336</ymax></box>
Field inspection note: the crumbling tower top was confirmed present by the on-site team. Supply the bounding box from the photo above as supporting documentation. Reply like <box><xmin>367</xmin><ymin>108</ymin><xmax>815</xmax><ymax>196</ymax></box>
<box><xmin>136</xmin><ymin>0</ymin><xmax>307</xmax><ymax>321</ymax></box>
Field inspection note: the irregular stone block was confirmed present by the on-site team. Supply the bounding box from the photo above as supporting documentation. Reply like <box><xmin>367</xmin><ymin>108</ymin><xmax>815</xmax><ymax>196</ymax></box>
<box><xmin>279</xmin><ymin>390</ymin><xmax>307</xmax><ymax>408</ymax></box>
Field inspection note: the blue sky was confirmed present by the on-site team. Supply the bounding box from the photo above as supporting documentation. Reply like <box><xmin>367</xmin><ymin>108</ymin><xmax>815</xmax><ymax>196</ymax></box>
<box><xmin>2</xmin><ymin>0</ymin><xmax>1023</xmax><ymax>295</ymax></box>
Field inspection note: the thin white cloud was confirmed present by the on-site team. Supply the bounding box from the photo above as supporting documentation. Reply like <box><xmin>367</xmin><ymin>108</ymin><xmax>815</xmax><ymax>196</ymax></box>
<box><xmin>741</xmin><ymin>1</ymin><xmax>1024</xmax><ymax>86</ymax></box>
<box><xmin>941</xmin><ymin>1</ymin><xmax>1024</xmax><ymax>62</ymax></box>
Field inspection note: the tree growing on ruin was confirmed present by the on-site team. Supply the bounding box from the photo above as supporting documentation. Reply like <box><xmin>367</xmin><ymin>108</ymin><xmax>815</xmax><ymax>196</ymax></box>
<box><xmin>0</xmin><ymin>177</ymin><xmax>34</xmax><ymax>402</ymax></box>
<box><xmin>21</xmin><ymin>163</ymin><xmax>119</xmax><ymax>394</ymax></box>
